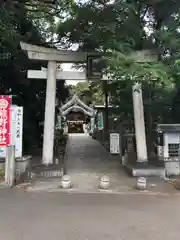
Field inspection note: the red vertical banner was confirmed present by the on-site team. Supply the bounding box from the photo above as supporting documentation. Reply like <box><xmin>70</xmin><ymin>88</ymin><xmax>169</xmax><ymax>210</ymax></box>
<box><xmin>0</xmin><ymin>95</ymin><xmax>11</xmax><ymax>146</ymax></box>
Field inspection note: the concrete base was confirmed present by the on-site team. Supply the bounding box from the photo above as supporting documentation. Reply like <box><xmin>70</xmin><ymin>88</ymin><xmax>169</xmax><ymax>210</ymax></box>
<box><xmin>36</xmin><ymin>170</ymin><xmax>62</xmax><ymax>178</ymax></box>
<box><xmin>32</xmin><ymin>164</ymin><xmax>63</xmax><ymax>178</ymax></box>
<box><xmin>165</xmin><ymin>161</ymin><xmax>180</xmax><ymax>177</ymax></box>
<box><xmin>16</xmin><ymin>156</ymin><xmax>31</xmax><ymax>172</ymax></box>
<box><xmin>124</xmin><ymin>162</ymin><xmax>165</xmax><ymax>178</ymax></box>
<box><xmin>0</xmin><ymin>156</ymin><xmax>32</xmax><ymax>184</ymax></box>
<box><xmin>0</xmin><ymin>156</ymin><xmax>31</xmax><ymax>174</ymax></box>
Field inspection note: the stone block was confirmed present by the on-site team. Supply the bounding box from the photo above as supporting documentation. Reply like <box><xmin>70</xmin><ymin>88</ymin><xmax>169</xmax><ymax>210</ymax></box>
<box><xmin>136</xmin><ymin>177</ymin><xmax>146</xmax><ymax>190</ymax></box>
<box><xmin>99</xmin><ymin>175</ymin><xmax>110</xmax><ymax>189</ymax></box>
<box><xmin>61</xmin><ymin>175</ymin><xmax>71</xmax><ymax>189</ymax></box>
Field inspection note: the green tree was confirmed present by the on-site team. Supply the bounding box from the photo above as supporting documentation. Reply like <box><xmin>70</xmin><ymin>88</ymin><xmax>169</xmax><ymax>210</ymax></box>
<box><xmin>0</xmin><ymin>0</ymin><xmax>69</xmax><ymax>152</ymax></box>
<box><xmin>69</xmin><ymin>81</ymin><xmax>105</xmax><ymax>105</ymax></box>
<box><xmin>54</xmin><ymin>0</ymin><xmax>180</xmax><ymax>153</ymax></box>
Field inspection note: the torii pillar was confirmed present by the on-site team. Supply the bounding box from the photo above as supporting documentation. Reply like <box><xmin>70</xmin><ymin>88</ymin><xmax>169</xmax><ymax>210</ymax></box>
<box><xmin>20</xmin><ymin>42</ymin><xmax>88</xmax><ymax>165</ymax></box>
<box><xmin>132</xmin><ymin>82</ymin><xmax>147</xmax><ymax>163</ymax></box>
<box><xmin>43</xmin><ymin>61</ymin><xmax>56</xmax><ymax>165</ymax></box>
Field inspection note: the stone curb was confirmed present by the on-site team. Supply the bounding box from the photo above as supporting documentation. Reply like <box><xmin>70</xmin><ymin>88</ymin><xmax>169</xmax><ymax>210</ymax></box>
<box><xmin>25</xmin><ymin>187</ymin><xmax>180</xmax><ymax>196</ymax></box>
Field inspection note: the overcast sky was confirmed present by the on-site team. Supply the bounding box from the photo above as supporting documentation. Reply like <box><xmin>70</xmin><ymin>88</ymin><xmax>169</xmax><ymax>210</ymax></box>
<box><xmin>61</xmin><ymin>63</ymin><xmax>84</xmax><ymax>86</ymax></box>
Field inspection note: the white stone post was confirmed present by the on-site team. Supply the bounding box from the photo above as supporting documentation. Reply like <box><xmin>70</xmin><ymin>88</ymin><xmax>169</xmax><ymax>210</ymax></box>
<box><xmin>5</xmin><ymin>145</ymin><xmax>15</xmax><ymax>187</ymax></box>
<box><xmin>132</xmin><ymin>82</ymin><xmax>148</xmax><ymax>163</ymax></box>
<box><xmin>42</xmin><ymin>61</ymin><xmax>57</xmax><ymax>165</ymax></box>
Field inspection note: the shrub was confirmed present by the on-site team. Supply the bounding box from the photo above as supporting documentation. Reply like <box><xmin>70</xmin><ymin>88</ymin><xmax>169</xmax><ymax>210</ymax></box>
<box><xmin>54</xmin><ymin>129</ymin><xmax>68</xmax><ymax>147</ymax></box>
<box><xmin>0</xmin><ymin>168</ymin><xmax>5</xmax><ymax>181</ymax></box>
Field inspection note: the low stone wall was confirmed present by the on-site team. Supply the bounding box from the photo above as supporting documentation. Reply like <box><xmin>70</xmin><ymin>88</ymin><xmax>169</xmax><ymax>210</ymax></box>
<box><xmin>0</xmin><ymin>155</ymin><xmax>32</xmax><ymax>184</ymax></box>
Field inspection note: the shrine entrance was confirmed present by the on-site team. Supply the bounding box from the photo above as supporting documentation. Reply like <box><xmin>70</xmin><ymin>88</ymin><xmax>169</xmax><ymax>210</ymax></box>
<box><xmin>20</xmin><ymin>41</ymin><xmax>161</xmax><ymax>190</ymax></box>
<box><xmin>67</xmin><ymin>111</ymin><xmax>85</xmax><ymax>133</ymax></box>
<box><xmin>18</xmin><ymin>41</ymin><xmax>170</xmax><ymax>193</ymax></box>
<box><xmin>20</xmin><ymin>42</ymin><xmax>156</xmax><ymax>166</ymax></box>
<box><xmin>58</xmin><ymin>95</ymin><xmax>130</xmax><ymax>191</ymax></box>
<box><xmin>60</xmin><ymin>95</ymin><xmax>94</xmax><ymax>134</ymax></box>
<box><xmin>66</xmin><ymin>113</ymin><xmax>90</xmax><ymax>133</ymax></box>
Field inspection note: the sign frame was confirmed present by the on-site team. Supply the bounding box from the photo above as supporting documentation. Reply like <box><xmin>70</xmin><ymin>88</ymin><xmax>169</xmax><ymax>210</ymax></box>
<box><xmin>110</xmin><ymin>132</ymin><xmax>120</xmax><ymax>154</ymax></box>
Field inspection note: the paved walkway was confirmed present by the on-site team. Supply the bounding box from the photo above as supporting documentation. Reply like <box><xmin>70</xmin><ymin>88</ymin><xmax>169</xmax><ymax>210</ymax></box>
<box><xmin>66</xmin><ymin>133</ymin><xmax>121</xmax><ymax>173</ymax></box>
<box><xmin>65</xmin><ymin>133</ymin><xmax>132</xmax><ymax>191</ymax></box>
<box><xmin>26</xmin><ymin>134</ymin><xmax>177</xmax><ymax>194</ymax></box>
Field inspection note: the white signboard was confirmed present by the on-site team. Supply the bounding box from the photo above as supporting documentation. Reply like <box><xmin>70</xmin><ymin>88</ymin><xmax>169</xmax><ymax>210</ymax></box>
<box><xmin>0</xmin><ymin>106</ymin><xmax>23</xmax><ymax>158</ymax></box>
<box><xmin>110</xmin><ymin>133</ymin><xmax>120</xmax><ymax>154</ymax></box>
<box><xmin>11</xmin><ymin>105</ymin><xmax>17</xmax><ymax>145</ymax></box>
<box><xmin>14</xmin><ymin>106</ymin><xmax>23</xmax><ymax>158</ymax></box>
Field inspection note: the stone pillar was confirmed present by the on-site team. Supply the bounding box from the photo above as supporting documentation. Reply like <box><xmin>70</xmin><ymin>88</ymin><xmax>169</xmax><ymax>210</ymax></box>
<box><xmin>132</xmin><ymin>82</ymin><xmax>148</xmax><ymax>163</ymax></box>
<box><xmin>42</xmin><ymin>61</ymin><xmax>57</xmax><ymax>165</ymax></box>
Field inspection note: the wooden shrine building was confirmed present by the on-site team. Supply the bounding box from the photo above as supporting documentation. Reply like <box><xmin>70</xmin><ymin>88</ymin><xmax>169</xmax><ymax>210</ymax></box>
<box><xmin>60</xmin><ymin>95</ymin><xmax>95</xmax><ymax>133</ymax></box>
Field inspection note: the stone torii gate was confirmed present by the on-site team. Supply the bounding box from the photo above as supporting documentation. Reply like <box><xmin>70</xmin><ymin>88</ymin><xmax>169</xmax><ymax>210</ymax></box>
<box><xmin>20</xmin><ymin>42</ymin><xmax>108</xmax><ymax>165</ymax></box>
<box><xmin>20</xmin><ymin>41</ymin><xmax>156</xmax><ymax>166</ymax></box>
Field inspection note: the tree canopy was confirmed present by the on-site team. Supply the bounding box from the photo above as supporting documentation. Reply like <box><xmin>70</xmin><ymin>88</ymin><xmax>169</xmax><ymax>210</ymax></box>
<box><xmin>0</xmin><ymin>0</ymin><xmax>69</xmax><ymax>152</ymax></box>
<box><xmin>55</xmin><ymin>0</ymin><xmax>180</xmax><ymax>123</ymax></box>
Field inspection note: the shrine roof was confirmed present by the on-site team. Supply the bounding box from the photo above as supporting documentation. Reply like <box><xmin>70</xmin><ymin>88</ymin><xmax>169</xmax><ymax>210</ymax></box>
<box><xmin>61</xmin><ymin>95</ymin><xmax>94</xmax><ymax>113</ymax></box>
<box><xmin>61</xmin><ymin>105</ymin><xmax>94</xmax><ymax>117</ymax></box>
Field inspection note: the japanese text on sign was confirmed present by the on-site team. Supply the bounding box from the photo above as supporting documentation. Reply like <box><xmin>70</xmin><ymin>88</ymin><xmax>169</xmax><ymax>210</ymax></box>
<box><xmin>0</xmin><ymin>96</ymin><xmax>11</xmax><ymax>146</ymax></box>
<box><xmin>16</xmin><ymin>108</ymin><xmax>21</xmax><ymax>139</ymax></box>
